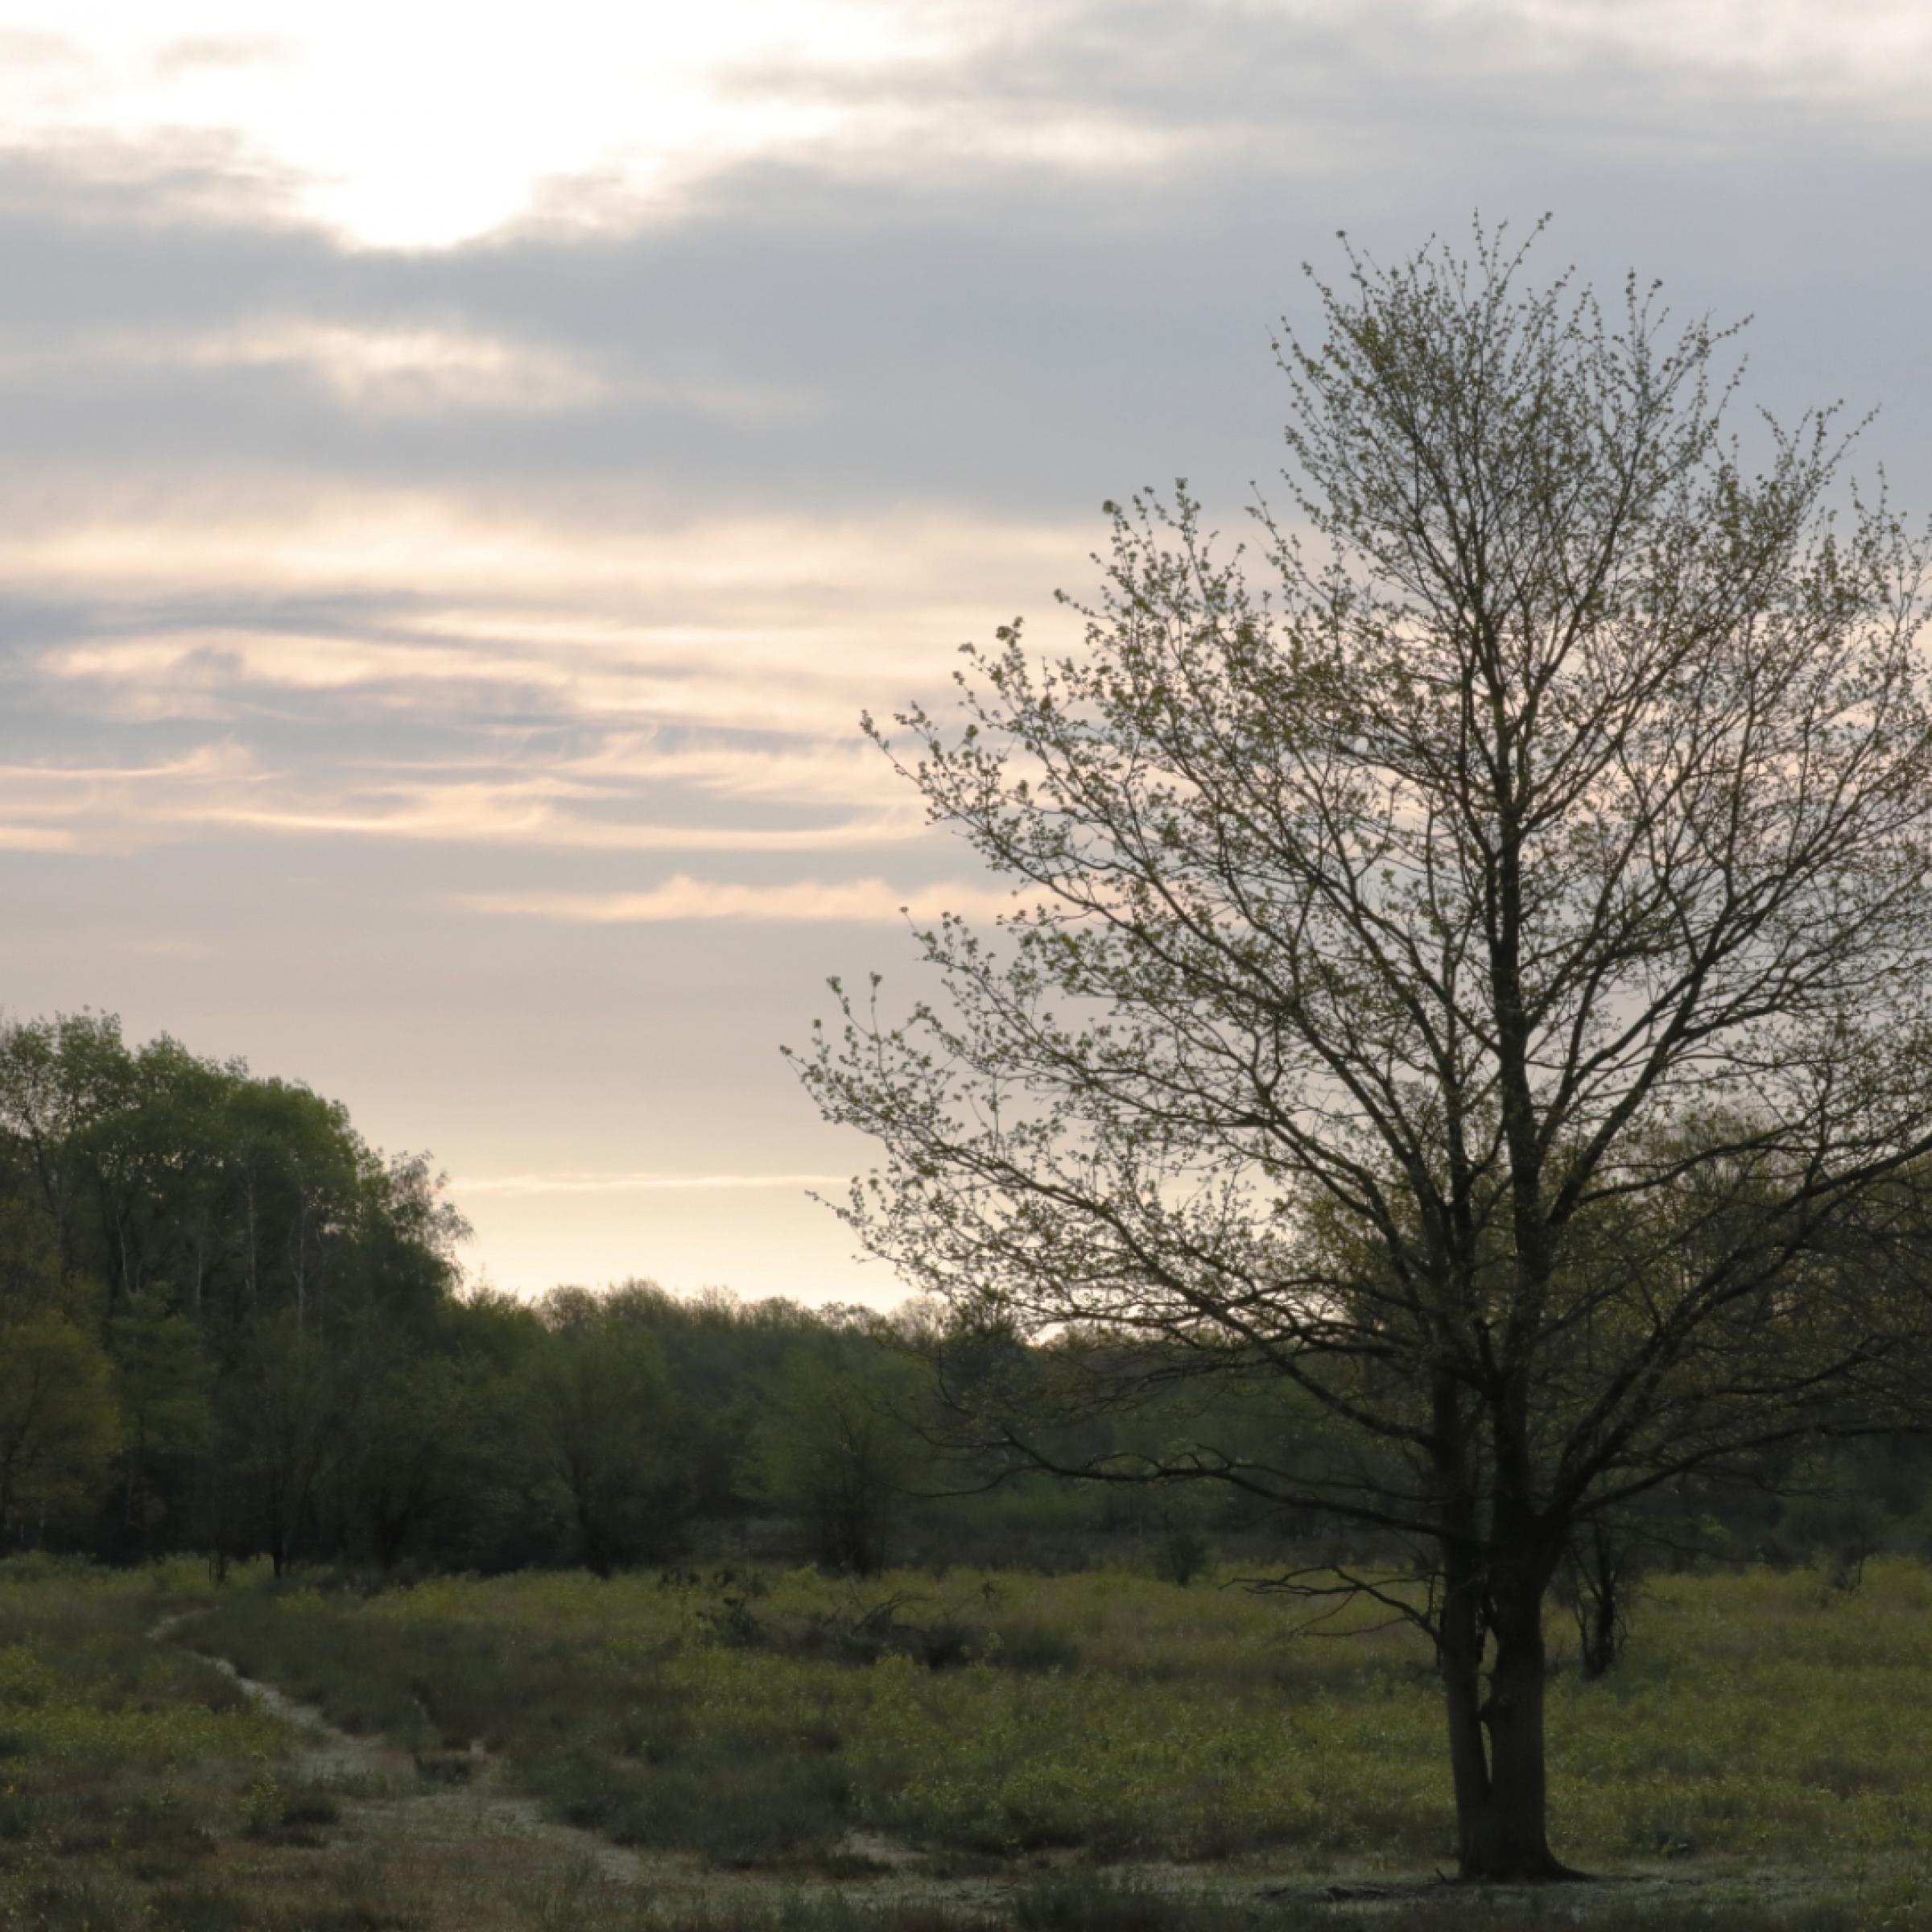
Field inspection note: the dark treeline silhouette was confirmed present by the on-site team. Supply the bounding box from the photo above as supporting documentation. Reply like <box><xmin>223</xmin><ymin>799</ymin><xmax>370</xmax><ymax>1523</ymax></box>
<box><xmin>0</xmin><ymin>1009</ymin><xmax>1925</xmax><ymax>1587</ymax></box>
<box><xmin>0</xmin><ymin>1010</ymin><xmax>1163</xmax><ymax>1576</ymax></box>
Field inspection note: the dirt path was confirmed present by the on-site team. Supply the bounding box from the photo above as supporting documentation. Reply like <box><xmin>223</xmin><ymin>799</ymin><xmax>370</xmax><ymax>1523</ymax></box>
<box><xmin>147</xmin><ymin>1607</ymin><xmax>1057</xmax><ymax>1922</ymax></box>
<box><xmin>151</xmin><ymin>1607</ymin><xmax>649</xmax><ymax>1889</ymax></box>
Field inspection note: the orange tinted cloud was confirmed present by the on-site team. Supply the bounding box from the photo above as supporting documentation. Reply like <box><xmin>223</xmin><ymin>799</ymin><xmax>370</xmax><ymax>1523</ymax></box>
<box><xmin>455</xmin><ymin>875</ymin><xmax>1030</xmax><ymax>923</ymax></box>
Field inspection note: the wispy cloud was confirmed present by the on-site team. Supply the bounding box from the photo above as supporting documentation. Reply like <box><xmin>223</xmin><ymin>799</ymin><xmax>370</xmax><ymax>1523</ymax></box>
<box><xmin>0</xmin><ymin>741</ymin><xmax>927</xmax><ymax>856</ymax></box>
<box><xmin>0</xmin><ymin>316</ymin><xmax>826</xmax><ymax>422</ymax></box>
<box><xmin>454</xmin><ymin>875</ymin><xmax>1026</xmax><ymax>923</ymax></box>
<box><xmin>455</xmin><ymin>1169</ymin><xmax>847</xmax><ymax>1196</ymax></box>
<box><xmin>0</xmin><ymin>497</ymin><xmax>1072</xmax><ymax>863</ymax></box>
<box><xmin>0</xmin><ymin>825</ymin><xmax>76</xmax><ymax>852</ymax></box>
<box><xmin>0</xmin><ymin>743</ymin><xmax>262</xmax><ymax>853</ymax></box>
<box><xmin>560</xmin><ymin>732</ymin><xmax>906</xmax><ymax>804</ymax></box>
<box><xmin>176</xmin><ymin>319</ymin><xmax>608</xmax><ymax>415</ymax></box>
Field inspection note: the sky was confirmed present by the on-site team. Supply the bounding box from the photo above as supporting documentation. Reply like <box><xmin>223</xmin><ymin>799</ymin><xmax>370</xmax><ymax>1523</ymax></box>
<box><xmin>2</xmin><ymin>0</ymin><xmax>1930</xmax><ymax>1305</ymax></box>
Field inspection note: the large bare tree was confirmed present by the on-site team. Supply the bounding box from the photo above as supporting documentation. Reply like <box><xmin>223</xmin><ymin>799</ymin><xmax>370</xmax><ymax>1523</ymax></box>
<box><xmin>794</xmin><ymin>229</ymin><xmax>1932</xmax><ymax>1880</ymax></box>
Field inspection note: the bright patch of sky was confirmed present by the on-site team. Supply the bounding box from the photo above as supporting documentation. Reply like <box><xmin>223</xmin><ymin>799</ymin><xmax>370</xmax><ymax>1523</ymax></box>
<box><xmin>0</xmin><ymin>1</ymin><xmax>952</xmax><ymax>246</ymax></box>
<box><xmin>18</xmin><ymin>2</ymin><xmax>1931</xmax><ymax>252</ymax></box>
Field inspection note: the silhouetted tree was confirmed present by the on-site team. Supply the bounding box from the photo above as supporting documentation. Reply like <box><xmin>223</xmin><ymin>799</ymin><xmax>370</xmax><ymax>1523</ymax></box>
<box><xmin>796</xmin><ymin>226</ymin><xmax>1932</xmax><ymax>1878</ymax></box>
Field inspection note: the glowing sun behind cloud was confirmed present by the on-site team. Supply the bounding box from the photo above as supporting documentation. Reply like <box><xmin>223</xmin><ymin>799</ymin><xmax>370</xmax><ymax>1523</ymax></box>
<box><xmin>0</xmin><ymin>1</ymin><xmax>953</xmax><ymax>247</ymax></box>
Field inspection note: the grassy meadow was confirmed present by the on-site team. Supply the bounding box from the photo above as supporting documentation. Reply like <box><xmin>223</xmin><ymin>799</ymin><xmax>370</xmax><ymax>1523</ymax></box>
<box><xmin>1</xmin><ymin>1554</ymin><xmax>1931</xmax><ymax>1925</ymax></box>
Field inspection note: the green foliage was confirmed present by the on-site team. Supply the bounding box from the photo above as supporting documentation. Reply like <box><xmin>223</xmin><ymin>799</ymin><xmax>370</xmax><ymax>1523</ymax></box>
<box><xmin>749</xmin><ymin>1346</ymin><xmax>925</xmax><ymax>1575</ymax></box>
<box><xmin>0</xmin><ymin>1316</ymin><xmax>118</xmax><ymax>1534</ymax></box>
<box><xmin>5</xmin><ymin>1005</ymin><xmax>1930</xmax><ymax>1610</ymax></box>
<box><xmin>0</xmin><ymin>1560</ymin><xmax>282</xmax><ymax>1921</ymax></box>
<box><xmin>240</xmin><ymin>1754</ymin><xmax>284</xmax><ymax>1835</ymax></box>
<box><xmin>111</xmin><ymin>1292</ymin><xmax>214</xmax><ymax>1476</ymax></box>
<box><xmin>0</xmin><ymin>1010</ymin><xmax>468</xmax><ymax>1569</ymax></box>
<box><xmin>0</xmin><ymin>1559</ymin><xmax>1926</xmax><ymax>1924</ymax></box>
<box><xmin>517</xmin><ymin>1290</ymin><xmax>690</xmax><ymax>1573</ymax></box>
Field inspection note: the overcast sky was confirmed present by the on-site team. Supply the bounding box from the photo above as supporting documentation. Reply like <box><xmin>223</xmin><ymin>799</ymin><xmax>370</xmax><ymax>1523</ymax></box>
<box><xmin>2</xmin><ymin>0</ymin><xmax>1930</xmax><ymax>1302</ymax></box>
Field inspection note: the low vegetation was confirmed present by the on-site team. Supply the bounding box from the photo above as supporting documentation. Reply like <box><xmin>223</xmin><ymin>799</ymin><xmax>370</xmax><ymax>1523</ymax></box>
<box><xmin>10</xmin><ymin>1008</ymin><xmax>1932</xmax><ymax>1920</ymax></box>
<box><xmin>175</xmin><ymin>1556</ymin><xmax>1932</xmax><ymax>1925</ymax></box>
<box><xmin>190</xmin><ymin>1558</ymin><xmax>1932</xmax><ymax>1873</ymax></box>
<box><xmin>0</xmin><ymin>1554</ymin><xmax>1922</xmax><ymax>1923</ymax></box>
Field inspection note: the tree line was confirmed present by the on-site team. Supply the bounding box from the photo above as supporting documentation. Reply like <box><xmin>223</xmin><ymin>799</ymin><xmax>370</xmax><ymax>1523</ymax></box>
<box><xmin>0</xmin><ymin>1009</ymin><xmax>1300</xmax><ymax>1576</ymax></box>
<box><xmin>0</xmin><ymin>1007</ymin><xmax>1922</xmax><ymax>1600</ymax></box>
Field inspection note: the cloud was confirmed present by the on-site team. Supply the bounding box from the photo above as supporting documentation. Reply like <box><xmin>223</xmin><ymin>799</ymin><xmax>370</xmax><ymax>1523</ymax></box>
<box><xmin>0</xmin><ymin>115</ymin><xmax>1919</xmax><ymax>557</ymax></box>
<box><xmin>0</xmin><ymin>489</ymin><xmax>1048</xmax><ymax>862</ymax></box>
<box><xmin>0</xmin><ymin>488</ymin><xmax>1079</xmax><ymax>620</ymax></box>
<box><xmin>174</xmin><ymin>318</ymin><xmax>608</xmax><ymax>415</ymax></box>
<box><xmin>0</xmin><ymin>30</ymin><xmax>86</xmax><ymax>73</ymax></box>
<box><xmin>2</xmin><ymin>0</ymin><xmax>1925</xmax><ymax>544</ymax></box>
<box><xmin>454</xmin><ymin>874</ymin><xmax>1028</xmax><ymax>923</ymax></box>
<box><xmin>1505</xmin><ymin>0</ymin><xmax>1932</xmax><ymax>102</ymax></box>
<box><xmin>550</xmin><ymin>729</ymin><xmax>913</xmax><ymax>806</ymax></box>
<box><xmin>0</xmin><ymin>495</ymin><xmax>1089</xmax><ymax>769</ymax></box>
<box><xmin>0</xmin><ymin>2</ymin><xmax>975</xmax><ymax>250</ymax></box>
<box><xmin>684</xmin><ymin>0</ymin><xmax>1932</xmax><ymax>227</ymax></box>
<box><xmin>184</xmin><ymin>785</ymin><xmax>925</xmax><ymax>855</ymax></box>
<box><xmin>0</xmin><ymin>127</ymin><xmax>309</xmax><ymax>233</ymax></box>
<box><xmin>454</xmin><ymin>1169</ymin><xmax>848</xmax><ymax>1196</ymax></box>
<box><xmin>0</xmin><ymin>742</ymin><xmax>262</xmax><ymax>853</ymax></box>
<box><xmin>0</xmin><ymin>736</ymin><xmax>929</xmax><ymax>857</ymax></box>
<box><xmin>150</xmin><ymin>37</ymin><xmax>295</xmax><ymax>78</ymax></box>
<box><xmin>0</xmin><ymin>2</ymin><xmax>1913</xmax><ymax>274</ymax></box>
<box><xmin>0</xmin><ymin>313</ymin><xmax>819</xmax><ymax>423</ymax></box>
<box><xmin>0</xmin><ymin>826</ymin><xmax>76</xmax><ymax>852</ymax></box>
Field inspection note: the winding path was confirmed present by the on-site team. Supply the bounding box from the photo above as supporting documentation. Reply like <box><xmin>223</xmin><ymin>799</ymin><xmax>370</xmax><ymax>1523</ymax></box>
<box><xmin>149</xmin><ymin>1607</ymin><xmax>646</xmax><ymax>1884</ymax></box>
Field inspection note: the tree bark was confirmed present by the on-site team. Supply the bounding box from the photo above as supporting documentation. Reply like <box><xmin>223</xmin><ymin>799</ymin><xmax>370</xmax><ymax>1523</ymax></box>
<box><xmin>1439</xmin><ymin>1555</ymin><xmax>1582</xmax><ymax>1881</ymax></box>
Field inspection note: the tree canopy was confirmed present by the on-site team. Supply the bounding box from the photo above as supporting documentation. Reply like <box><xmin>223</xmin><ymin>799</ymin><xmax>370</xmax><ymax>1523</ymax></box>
<box><xmin>795</xmin><ymin>225</ymin><xmax>1932</xmax><ymax>1879</ymax></box>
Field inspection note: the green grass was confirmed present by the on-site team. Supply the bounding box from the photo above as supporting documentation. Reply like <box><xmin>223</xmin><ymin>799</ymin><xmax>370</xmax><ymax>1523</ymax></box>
<box><xmin>0</xmin><ymin>1557</ymin><xmax>283</xmax><ymax>1922</ymax></box>
<box><xmin>0</xmin><ymin>1554</ymin><xmax>1926</xmax><ymax>1925</ymax></box>
<box><xmin>192</xmin><ymin>1556</ymin><xmax>1932</xmax><ymax>1881</ymax></box>
<box><xmin>0</xmin><ymin>1557</ymin><xmax>453</xmax><ymax>1928</ymax></box>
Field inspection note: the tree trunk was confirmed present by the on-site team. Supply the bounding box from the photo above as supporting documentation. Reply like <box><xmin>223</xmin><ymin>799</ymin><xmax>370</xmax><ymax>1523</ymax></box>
<box><xmin>1439</xmin><ymin>1556</ymin><xmax>1582</xmax><ymax>1880</ymax></box>
<box><xmin>1571</xmin><ymin>1522</ymin><xmax>1630</xmax><ymax>1680</ymax></box>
